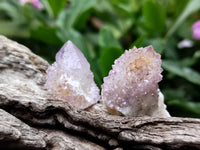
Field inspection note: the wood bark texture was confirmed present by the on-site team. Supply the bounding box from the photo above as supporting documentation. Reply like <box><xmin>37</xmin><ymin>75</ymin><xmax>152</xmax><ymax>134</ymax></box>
<box><xmin>0</xmin><ymin>35</ymin><xmax>200</xmax><ymax>150</ymax></box>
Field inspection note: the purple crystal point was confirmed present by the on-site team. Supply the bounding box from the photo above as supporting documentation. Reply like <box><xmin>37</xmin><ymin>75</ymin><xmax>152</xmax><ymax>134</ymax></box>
<box><xmin>56</xmin><ymin>41</ymin><xmax>90</xmax><ymax>71</ymax></box>
<box><xmin>102</xmin><ymin>46</ymin><xmax>170</xmax><ymax>117</ymax></box>
<box><xmin>45</xmin><ymin>41</ymin><xmax>100</xmax><ymax>109</ymax></box>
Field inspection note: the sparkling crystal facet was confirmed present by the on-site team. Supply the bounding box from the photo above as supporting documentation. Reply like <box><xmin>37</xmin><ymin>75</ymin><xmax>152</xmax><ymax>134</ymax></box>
<box><xmin>45</xmin><ymin>41</ymin><xmax>100</xmax><ymax>109</ymax></box>
<box><xmin>101</xmin><ymin>46</ymin><xmax>169</xmax><ymax>117</ymax></box>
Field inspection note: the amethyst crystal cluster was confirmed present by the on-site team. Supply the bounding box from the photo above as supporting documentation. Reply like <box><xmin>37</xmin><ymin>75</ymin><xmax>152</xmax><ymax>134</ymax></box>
<box><xmin>102</xmin><ymin>46</ymin><xmax>170</xmax><ymax>117</ymax></box>
<box><xmin>45</xmin><ymin>41</ymin><xmax>170</xmax><ymax>117</ymax></box>
<box><xmin>45</xmin><ymin>41</ymin><xmax>100</xmax><ymax>109</ymax></box>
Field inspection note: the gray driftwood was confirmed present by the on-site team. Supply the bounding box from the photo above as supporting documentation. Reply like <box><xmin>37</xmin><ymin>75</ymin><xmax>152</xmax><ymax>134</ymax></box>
<box><xmin>0</xmin><ymin>35</ymin><xmax>200</xmax><ymax>150</ymax></box>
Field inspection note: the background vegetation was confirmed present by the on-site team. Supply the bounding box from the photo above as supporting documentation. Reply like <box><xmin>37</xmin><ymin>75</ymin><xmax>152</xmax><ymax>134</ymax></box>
<box><xmin>0</xmin><ymin>0</ymin><xmax>200</xmax><ymax>117</ymax></box>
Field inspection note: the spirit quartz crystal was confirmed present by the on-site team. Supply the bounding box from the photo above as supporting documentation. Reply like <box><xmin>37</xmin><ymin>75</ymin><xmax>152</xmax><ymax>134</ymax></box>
<box><xmin>45</xmin><ymin>41</ymin><xmax>100</xmax><ymax>109</ymax></box>
<box><xmin>101</xmin><ymin>46</ymin><xmax>170</xmax><ymax>117</ymax></box>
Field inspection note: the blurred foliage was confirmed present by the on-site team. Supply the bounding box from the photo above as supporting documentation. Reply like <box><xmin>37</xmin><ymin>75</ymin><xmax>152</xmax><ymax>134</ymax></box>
<box><xmin>0</xmin><ymin>0</ymin><xmax>200</xmax><ymax>118</ymax></box>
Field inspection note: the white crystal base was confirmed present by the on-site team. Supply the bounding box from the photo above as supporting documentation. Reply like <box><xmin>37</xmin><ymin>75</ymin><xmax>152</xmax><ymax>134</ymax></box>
<box><xmin>105</xmin><ymin>90</ymin><xmax>170</xmax><ymax>117</ymax></box>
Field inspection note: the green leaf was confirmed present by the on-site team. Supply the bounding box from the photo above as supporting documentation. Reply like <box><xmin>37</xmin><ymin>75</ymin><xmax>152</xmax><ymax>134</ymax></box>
<box><xmin>142</xmin><ymin>0</ymin><xmax>166</xmax><ymax>33</ymax></box>
<box><xmin>90</xmin><ymin>59</ymin><xmax>102</xmax><ymax>88</ymax></box>
<box><xmin>163</xmin><ymin>88</ymin><xmax>187</xmax><ymax>102</ymax></box>
<box><xmin>166</xmin><ymin>0</ymin><xmax>200</xmax><ymax>37</ymax></box>
<box><xmin>162</xmin><ymin>60</ymin><xmax>200</xmax><ymax>85</ymax></box>
<box><xmin>0</xmin><ymin>21</ymin><xmax>29</xmax><ymax>37</ymax></box>
<box><xmin>98</xmin><ymin>26</ymin><xmax>122</xmax><ymax>77</ymax></box>
<box><xmin>30</xmin><ymin>25</ymin><xmax>63</xmax><ymax>46</ymax></box>
<box><xmin>146</xmin><ymin>38</ymin><xmax>165</xmax><ymax>54</ymax></box>
<box><xmin>131</xmin><ymin>35</ymin><xmax>146</xmax><ymax>48</ymax></box>
<box><xmin>47</xmin><ymin>0</ymin><xmax>67</xmax><ymax>17</ymax></box>
<box><xmin>98</xmin><ymin>26</ymin><xmax>120</xmax><ymax>49</ymax></box>
<box><xmin>132</xmin><ymin>37</ymin><xmax>165</xmax><ymax>54</ymax></box>
<box><xmin>167</xmin><ymin>100</ymin><xmax>200</xmax><ymax>118</ymax></box>
<box><xmin>166</xmin><ymin>0</ymin><xmax>189</xmax><ymax>17</ymax></box>
<box><xmin>109</xmin><ymin>0</ymin><xmax>140</xmax><ymax>16</ymax></box>
<box><xmin>194</xmin><ymin>50</ymin><xmax>200</xmax><ymax>60</ymax></box>
<box><xmin>0</xmin><ymin>1</ymin><xmax>21</xmax><ymax>20</ymax></box>
<box><xmin>57</xmin><ymin>27</ymin><xmax>91</xmax><ymax>62</ymax></box>
<box><xmin>56</xmin><ymin>0</ymin><xmax>96</xmax><ymax>29</ymax></box>
<box><xmin>164</xmin><ymin>37</ymin><xmax>179</xmax><ymax>59</ymax></box>
<box><xmin>99</xmin><ymin>47</ymin><xmax>123</xmax><ymax>77</ymax></box>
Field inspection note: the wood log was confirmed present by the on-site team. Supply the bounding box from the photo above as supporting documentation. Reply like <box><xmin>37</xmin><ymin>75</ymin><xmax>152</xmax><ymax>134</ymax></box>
<box><xmin>0</xmin><ymin>35</ymin><xmax>200</xmax><ymax>150</ymax></box>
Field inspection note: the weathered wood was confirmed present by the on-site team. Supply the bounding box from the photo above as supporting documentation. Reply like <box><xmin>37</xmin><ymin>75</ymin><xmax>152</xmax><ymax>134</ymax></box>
<box><xmin>0</xmin><ymin>35</ymin><xmax>200</xmax><ymax>150</ymax></box>
<box><xmin>0</xmin><ymin>109</ymin><xmax>104</xmax><ymax>150</ymax></box>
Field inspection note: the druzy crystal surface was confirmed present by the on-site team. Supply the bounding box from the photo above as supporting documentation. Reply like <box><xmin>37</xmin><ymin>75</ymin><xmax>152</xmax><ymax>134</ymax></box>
<box><xmin>45</xmin><ymin>41</ymin><xmax>100</xmax><ymax>109</ymax></box>
<box><xmin>102</xmin><ymin>46</ymin><xmax>170</xmax><ymax>117</ymax></box>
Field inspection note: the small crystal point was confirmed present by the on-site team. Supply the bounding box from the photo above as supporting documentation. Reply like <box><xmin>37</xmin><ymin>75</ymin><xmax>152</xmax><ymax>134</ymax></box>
<box><xmin>101</xmin><ymin>46</ymin><xmax>170</xmax><ymax>117</ymax></box>
<box><xmin>56</xmin><ymin>41</ymin><xmax>90</xmax><ymax>70</ymax></box>
<box><xmin>45</xmin><ymin>41</ymin><xmax>100</xmax><ymax>109</ymax></box>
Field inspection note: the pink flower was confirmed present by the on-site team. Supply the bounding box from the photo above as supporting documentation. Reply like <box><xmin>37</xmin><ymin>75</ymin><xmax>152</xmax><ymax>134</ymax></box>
<box><xmin>20</xmin><ymin>0</ymin><xmax>43</xmax><ymax>10</ymax></box>
<box><xmin>192</xmin><ymin>20</ymin><xmax>200</xmax><ymax>40</ymax></box>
